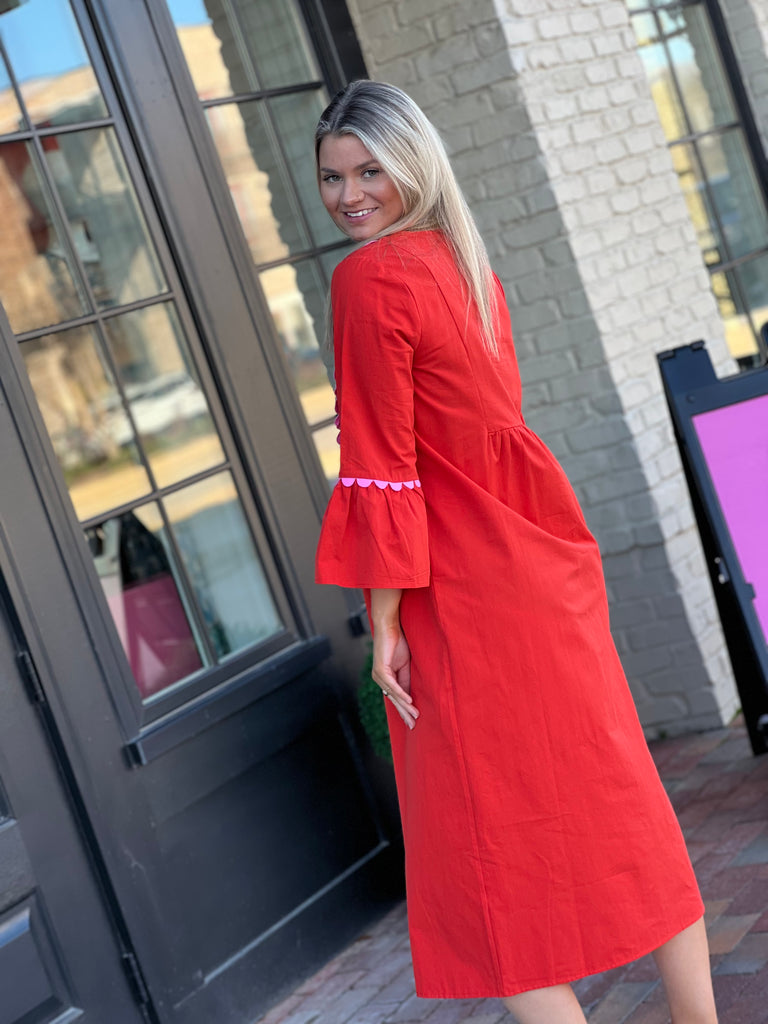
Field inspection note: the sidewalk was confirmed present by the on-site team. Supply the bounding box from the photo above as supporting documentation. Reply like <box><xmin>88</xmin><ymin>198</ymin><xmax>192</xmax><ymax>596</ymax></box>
<box><xmin>257</xmin><ymin>720</ymin><xmax>768</xmax><ymax>1024</ymax></box>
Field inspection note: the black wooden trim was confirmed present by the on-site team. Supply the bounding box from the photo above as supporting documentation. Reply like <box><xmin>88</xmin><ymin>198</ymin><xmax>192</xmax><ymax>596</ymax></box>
<box><xmin>127</xmin><ymin>635</ymin><xmax>331</xmax><ymax>764</ymax></box>
<box><xmin>309</xmin><ymin>0</ymin><xmax>369</xmax><ymax>89</ymax></box>
<box><xmin>201</xmin><ymin>81</ymin><xmax>324</xmax><ymax>109</ymax></box>
<box><xmin>14</xmin><ymin>293</ymin><xmax>171</xmax><ymax>343</ymax></box>
<box><xmin>705</xmin><ymin>244</ymin><xmax>768</xmax><ymax>276</ymax></box>
<box><xmin>0</xmin><ymin>574</ymin><xmax>161</xmax><ymax>1022</ymax></box>
<box><xmin>254</xmin><ymin>238</ymin><xmax>351</xmax><ymax>273</ymax></box>
<box><xmin>0</xmin><ymin>117</ymin><xmax>115</xmax><ymax>144</ymax></box>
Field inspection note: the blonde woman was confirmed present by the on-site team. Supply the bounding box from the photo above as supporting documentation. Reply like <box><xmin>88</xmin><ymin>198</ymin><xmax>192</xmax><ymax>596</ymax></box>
<box><xmin>315</xmin><ymin>80</ymin><xmax>717</xmax><ymax>1024</ymax></box>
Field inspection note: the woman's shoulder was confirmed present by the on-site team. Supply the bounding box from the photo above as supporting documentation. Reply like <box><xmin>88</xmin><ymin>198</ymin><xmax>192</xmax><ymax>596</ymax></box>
<box><xmin>332</xmin><ymin>230</ymin><xmax>450</xmax><ymax>291</ymax></box>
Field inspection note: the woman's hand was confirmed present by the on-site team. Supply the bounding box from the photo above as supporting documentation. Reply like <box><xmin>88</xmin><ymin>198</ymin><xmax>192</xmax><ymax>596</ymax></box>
<box><xmin>372</xmin><ymin>624</ymin><xmax>419</xmax><ymax>730</ymax></box>
<box><xmin>370</xmin><ymin>588</ymin><xmax>419</xmax><ymax>731</ymax></box>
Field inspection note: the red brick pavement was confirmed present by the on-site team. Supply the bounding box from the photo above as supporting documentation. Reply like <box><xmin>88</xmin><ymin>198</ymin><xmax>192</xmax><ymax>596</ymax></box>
<box><xmin>256</xmin><ymin>720</ymin><xmax>768</xmax><ymax>1023</ymax></box>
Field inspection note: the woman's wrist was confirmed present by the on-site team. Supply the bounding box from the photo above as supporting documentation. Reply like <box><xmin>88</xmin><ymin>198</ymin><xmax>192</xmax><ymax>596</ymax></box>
<box><xmin>370</xmin><ymin>587</ymin><xmax>403</xmax><ymax>633</ymax></box>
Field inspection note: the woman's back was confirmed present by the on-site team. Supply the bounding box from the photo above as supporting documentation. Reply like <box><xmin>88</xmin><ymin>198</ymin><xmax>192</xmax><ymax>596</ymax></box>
<box><xmin>332</xmin><ymin>231</ymin><xmax>523</xmax><ymax>461</ymax></box>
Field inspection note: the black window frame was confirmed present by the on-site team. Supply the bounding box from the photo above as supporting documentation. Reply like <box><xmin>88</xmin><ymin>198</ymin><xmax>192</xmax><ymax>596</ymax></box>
<box><xmin>630</xmin><ymin>0</ymin><xmax>768</xmax><ymax>366</ymax></box>
<box><xmin>0</xmin><ymin>0</ymin><xmax>325</xmax><ymax>729</ymax></box>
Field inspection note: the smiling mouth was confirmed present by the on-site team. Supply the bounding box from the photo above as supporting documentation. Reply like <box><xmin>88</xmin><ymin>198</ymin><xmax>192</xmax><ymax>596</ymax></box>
<box><xmin>344</xmin><ymin>208</ymin><xmax>376</xmax><ymax>219</ymax></box>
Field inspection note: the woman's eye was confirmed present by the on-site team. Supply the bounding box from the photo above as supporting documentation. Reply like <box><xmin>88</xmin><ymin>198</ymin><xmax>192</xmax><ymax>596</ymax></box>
<box><xmin>322</xmin><ymin>174</ymin><xmax>341</xmax><ymax>183</ymax></box>
<box><xmin>362</xmin><ymin>168</ymin><xmax>380</xmax><ymax>179</ymax></box>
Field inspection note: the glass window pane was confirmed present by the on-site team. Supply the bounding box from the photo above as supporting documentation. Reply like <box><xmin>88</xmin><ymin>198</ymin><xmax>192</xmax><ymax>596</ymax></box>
<box><xmin>20</xmin><ymin>325</ymin><xmax>152</xmax><ymax>521</ymax></box>
<box><xmin>697</xmin><ymin>129</ymin><xmax>768</xmax><ymax>262</ymax></box>
<box><xmin>318</xmin><ymin>245</ymin><xmax>352</xmax><ymax>283</ymax></box>
<box><xmin>167</xmin><ymin>0</ymin><xmax>320</xmax><ymax>98</ymax></box>
<box><xmin>103</xmin><ymin>303</ymin><xmax>226</xmax><ymax>487</ymax></box>
<box><xmin>167</xmin><ymin>0</ymin><xmax>252</xmax><ymax>101</ymax></box>
<box><xmin>269</xmin><ymin>89</ymin><xmax>340</xmax><ymax>249</ymax></box>
<box><xmin>260</xmin><ymin>260</ymin><xmax>334</xmax><ymax>426</ymax></box>
<box><xmin>0</xmin><ymin>140</ymin><xmax>88</xmax><ymax>332</ymax></box>
<box><xmin>0</xmin><ymin>0</ymin><xmax>107</xmax><ymax>127</ymax></box>
<box><xmin>312</xmin><ymin>423</ymin><xmax>339</xmax><ymax>490</ymax></box>
<box><xmin>659</xmin><ymin>6</ymin><xmax>737</xmax><ymax>134</ymax></box>
<box><xmin>206</xmin><ymin>98</ymin><xmax>310</xmax><ymax>263</ymax></box>
<box><xmin>0</xmin><ymin>52</ymin><xmax>25</xmax><ymax>135</ymax></box>
<box><xmin>737</xmin><ymin>254</ymin><xmax>768</xmax><ymax>342</ymax></box>
<box><xmin>236</xmin><ymin>0</ymin><xmax>320</xmax><ymax>90</ymax></box>
<box><xmin>42</xmin><ymin>127</ymin><xmax>167</xmax><ymax>307</ymax></box>
<box><xmin>710</xmin><ymin>270</ymin><xmax>758</xmax><ymax>363</ymax></box>
<box><xmin>164</xmin><ymin>473</ymin><xmax>282</xmax><ymax>658</ymax></box>
<box><xmin>86</xmin><ymin>503</ymin><xmax>205</xmax><ymax>700</ymax></box>
<box><xmin>632</xmin><ymin>16</ymin><xmax>688</xmax><ymax>142</ymax></box>
<box><xmin>669</xmin><ymin>142</ymin><xmax>725</xmax><ymax>265</ymax></box>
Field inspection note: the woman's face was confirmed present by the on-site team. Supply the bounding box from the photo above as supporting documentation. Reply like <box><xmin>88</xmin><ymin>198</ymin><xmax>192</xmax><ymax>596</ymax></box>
<box><xmin>318</xmin><ymin>134</ymin><xmax>404</xmax><ymax>241</ymax></box>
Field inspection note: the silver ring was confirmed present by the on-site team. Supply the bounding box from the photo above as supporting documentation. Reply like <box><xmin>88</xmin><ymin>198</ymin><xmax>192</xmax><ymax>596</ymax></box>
<box><xmin>382</xmin><ymin>689</ymin><xmax>390</xmax><ymax>697</ymax></box>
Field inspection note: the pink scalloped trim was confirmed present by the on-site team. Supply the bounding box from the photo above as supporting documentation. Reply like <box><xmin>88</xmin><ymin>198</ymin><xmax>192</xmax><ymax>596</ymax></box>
<box><xmin>339</xmin><ymin>477</ymin><xmax>421</xmax><ymax>491</ymax></box>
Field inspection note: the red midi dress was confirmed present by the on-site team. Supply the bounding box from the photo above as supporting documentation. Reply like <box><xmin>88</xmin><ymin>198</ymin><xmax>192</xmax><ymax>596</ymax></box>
<box><xmin>315</xmin><ymin>229</ymin><xmax>703</xmax><ymax>999</ymax></box>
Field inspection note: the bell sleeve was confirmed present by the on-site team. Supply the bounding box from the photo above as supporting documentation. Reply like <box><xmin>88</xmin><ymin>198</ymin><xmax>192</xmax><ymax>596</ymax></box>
<box><xmin>315</xmin><ymin>251</ymin><xmax>430</xmax><ymax>589</ymax></box>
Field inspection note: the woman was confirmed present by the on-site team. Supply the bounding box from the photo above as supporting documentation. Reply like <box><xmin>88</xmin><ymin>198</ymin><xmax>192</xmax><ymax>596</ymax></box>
<box><xmin>314</xmin><ymin>80</ymin><xmax>717</xmax><ymax>1024</ymax></box>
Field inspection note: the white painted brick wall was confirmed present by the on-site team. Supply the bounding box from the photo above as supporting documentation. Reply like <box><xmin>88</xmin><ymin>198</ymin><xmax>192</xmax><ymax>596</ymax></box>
<box><xmin>721</xmin><ymin>0</ymin><xmax>768</xmax><ymax>157</ymax></box>
<box><xmin>347</xmin><ymin>0</ymin><xmax>738</xmax><ymax>735</ymax></box>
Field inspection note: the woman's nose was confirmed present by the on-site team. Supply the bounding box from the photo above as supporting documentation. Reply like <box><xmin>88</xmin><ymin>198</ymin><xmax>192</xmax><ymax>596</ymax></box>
<box><xmin>341</xmin><ymin>179</ymin><xmax>363</xmax><ymax>205</ymax></box>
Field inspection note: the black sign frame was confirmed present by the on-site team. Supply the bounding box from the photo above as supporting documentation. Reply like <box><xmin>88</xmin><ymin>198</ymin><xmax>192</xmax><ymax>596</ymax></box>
<box><xmin>658</xmin><ymin>341</ymin><xmax>768</xmax><ymax>755</ymax></box>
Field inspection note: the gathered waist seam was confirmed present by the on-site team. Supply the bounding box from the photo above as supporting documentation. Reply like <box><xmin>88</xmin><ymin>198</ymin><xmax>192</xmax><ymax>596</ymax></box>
<box><xmin>487</xmin><ymin>421</ymin><xmax>527</xmax><ymax>437</ymax></box>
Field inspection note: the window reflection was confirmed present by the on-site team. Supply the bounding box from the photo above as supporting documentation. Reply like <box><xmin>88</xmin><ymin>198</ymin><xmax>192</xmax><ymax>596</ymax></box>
<box><xmin>164</xmin><ymin>473</ymin><xmax>282</xmax><ymax>659</ymax></box>
<box><xmin>669</xmin><ymin>143</ymin><xmax>723</xmax><ymax>263</ymax></box>
<box><xmin>260</xmin><ymin>260</ymin><xmax>334</xmax><ymax>426</ymax></box>
<box><xmin>630</xmin><ymin>1</ymin><xmax>768</xmax><ymax>364</ymax></box>
<box><xmin>634</xmin><ymin>30</ymin><xmax>687</xmax><ymax>142</ymax></box>
<box><xmin>43</xmin><ymin>128</ymin><xmax>167</xmax><ymax>307</ymax></box>
<box><xmin>318</xmin><ymin>245</ymin><xmax>352</xmax><ymax>284</ymax></box>
<box><xmin>657</xmin><ymin>7</ymin><xmax>736</xmax><ymax>134</ymax></box>
<box><xmin>697</xmin><ymin>131</ymin><xmax>768</xmax><ymax>262</ymax></box>
<box><xmin>168</xmin><ymin>0</ymin><xmax>248</xmax><ymax>101</ymax></box>
<box><xmin>21</xmin><ymin>325</ymin><xmax>152</xmax><ymax>520</ymax></box>
<box><xmin>740</xmin><ymin>254</ymin><xmax>768</xmax><ymax>344</ymax></box>
<box><xmin>103</xmin><ymin>304</ymin><xmax>226</xmax><ymax>488</ymax></box>
<box><xmin>0</xmin><ymin>47</ymin><xmax>24</xmax><ymax>135</ymax></box>
<box><xmin>86</xmin><ymin>505</ymin><xmax>204</xmax><ymax>699</ymax></box>
<box><xmin>710</xmin><ymin>271</ymin><xmax>758</xmax><ymax>364</ymax></box>
<box><xmin>312</xmin><ymin>423</ymin><xmax>340</xmax><ymax>491</ymax></box>
<box><xmin>0</xmin><ymin>0</ymin><xmax>107</xmax><ymax>128</ymax></box>
<box><xmin>0</xmin><ymin>0</ymin><xmax>291</xmax><ymax>703</ymax></box>
<box><xmin>236</xmin><ymin>0</ymin><xmax>319</xmax><ymax>90</ymax></box>
<box><xmin>206</xmin><ymin>99</ymin><xmax>310</xmax><ymax>263</ymax></box>
<box><xmin>0</xmin><ymin>140</ymin><xmax>87</xmax><ymax>332</ymax></box>
<box><xmin>167</xmin><ymin>0</ymin><xmax>320</xmax><ymax>99</ymax></box>
<box><xmin>269</xmin><ymin>90</ymin><xmax>339</xmax><ymax>248</ymax></box>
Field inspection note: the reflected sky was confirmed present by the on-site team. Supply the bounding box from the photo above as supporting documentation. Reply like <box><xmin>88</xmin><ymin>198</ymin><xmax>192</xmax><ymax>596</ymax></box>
<box><xmin>0</xmin><ymin>0</ymin><xmax>93</xmax><ymax>80</ymax></box>
<box><xmin>165</xmin><ymin>0</ymin><xmax>209</xmax><ymax>27</ymax></box>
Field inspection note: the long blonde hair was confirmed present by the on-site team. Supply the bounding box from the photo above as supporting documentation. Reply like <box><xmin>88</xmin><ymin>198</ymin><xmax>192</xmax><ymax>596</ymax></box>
<box><xmin>315</xmin><ymin>80</ymin><xmax>499</xmax><ymax>366</ymax></box>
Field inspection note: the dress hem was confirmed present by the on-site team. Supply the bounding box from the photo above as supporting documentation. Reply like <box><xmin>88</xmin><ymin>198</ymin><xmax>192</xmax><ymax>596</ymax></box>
<box><xmin>412</xmin><ymin>899</ymin><xmax>705</xmax><ymax>1000</ymax></box>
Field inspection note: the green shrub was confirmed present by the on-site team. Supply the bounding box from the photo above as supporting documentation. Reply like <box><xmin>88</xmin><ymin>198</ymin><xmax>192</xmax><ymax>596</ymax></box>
<box><xmin>357</xmin><ymin>646</ymin><xmax>393</xmax><ymax>763</ymax></box>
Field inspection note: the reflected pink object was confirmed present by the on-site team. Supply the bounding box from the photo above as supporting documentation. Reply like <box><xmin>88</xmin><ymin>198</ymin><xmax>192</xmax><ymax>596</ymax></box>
<box><xmin>693</xmin><ymin>394</ymin><xmax>768</xmax><ymax>642</ymax></box>
<box><xmin>104</xmin><ymin>573</ymin><xmax>202</xmax><ymax>698</ymax></box>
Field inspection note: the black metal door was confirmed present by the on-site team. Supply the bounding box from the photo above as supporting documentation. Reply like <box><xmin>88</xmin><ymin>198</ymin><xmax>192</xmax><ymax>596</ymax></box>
<box><xmin>0</xmin><ymin>1</ymin><xmax>399</xmax><ymax>1021</ymax></box>
<box><xmin>0</xmin><ymin>584</ymin><xmax>143</xmax><ymax>1022</ymax></box>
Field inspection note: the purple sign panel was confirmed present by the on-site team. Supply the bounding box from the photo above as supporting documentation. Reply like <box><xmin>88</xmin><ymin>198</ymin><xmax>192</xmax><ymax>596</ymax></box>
<box><xmin>692</xmin><ymin>394</ymin><xmax>768</xmax><ymax>648</ymax></box>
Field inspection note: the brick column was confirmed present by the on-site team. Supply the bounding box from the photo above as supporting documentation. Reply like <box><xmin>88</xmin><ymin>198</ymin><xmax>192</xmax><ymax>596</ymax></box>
<box><xmin>347</xmin><ymin>0</ymin><xmax>740</xmax><ymax>735</ymax></box>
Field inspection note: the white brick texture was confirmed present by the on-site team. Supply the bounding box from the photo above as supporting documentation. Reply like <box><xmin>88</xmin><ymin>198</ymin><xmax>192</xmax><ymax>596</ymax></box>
<box><xmin>347</xmin><ymin>0</ymin><xmax>738</xmax><ymax>735</ymax></box>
